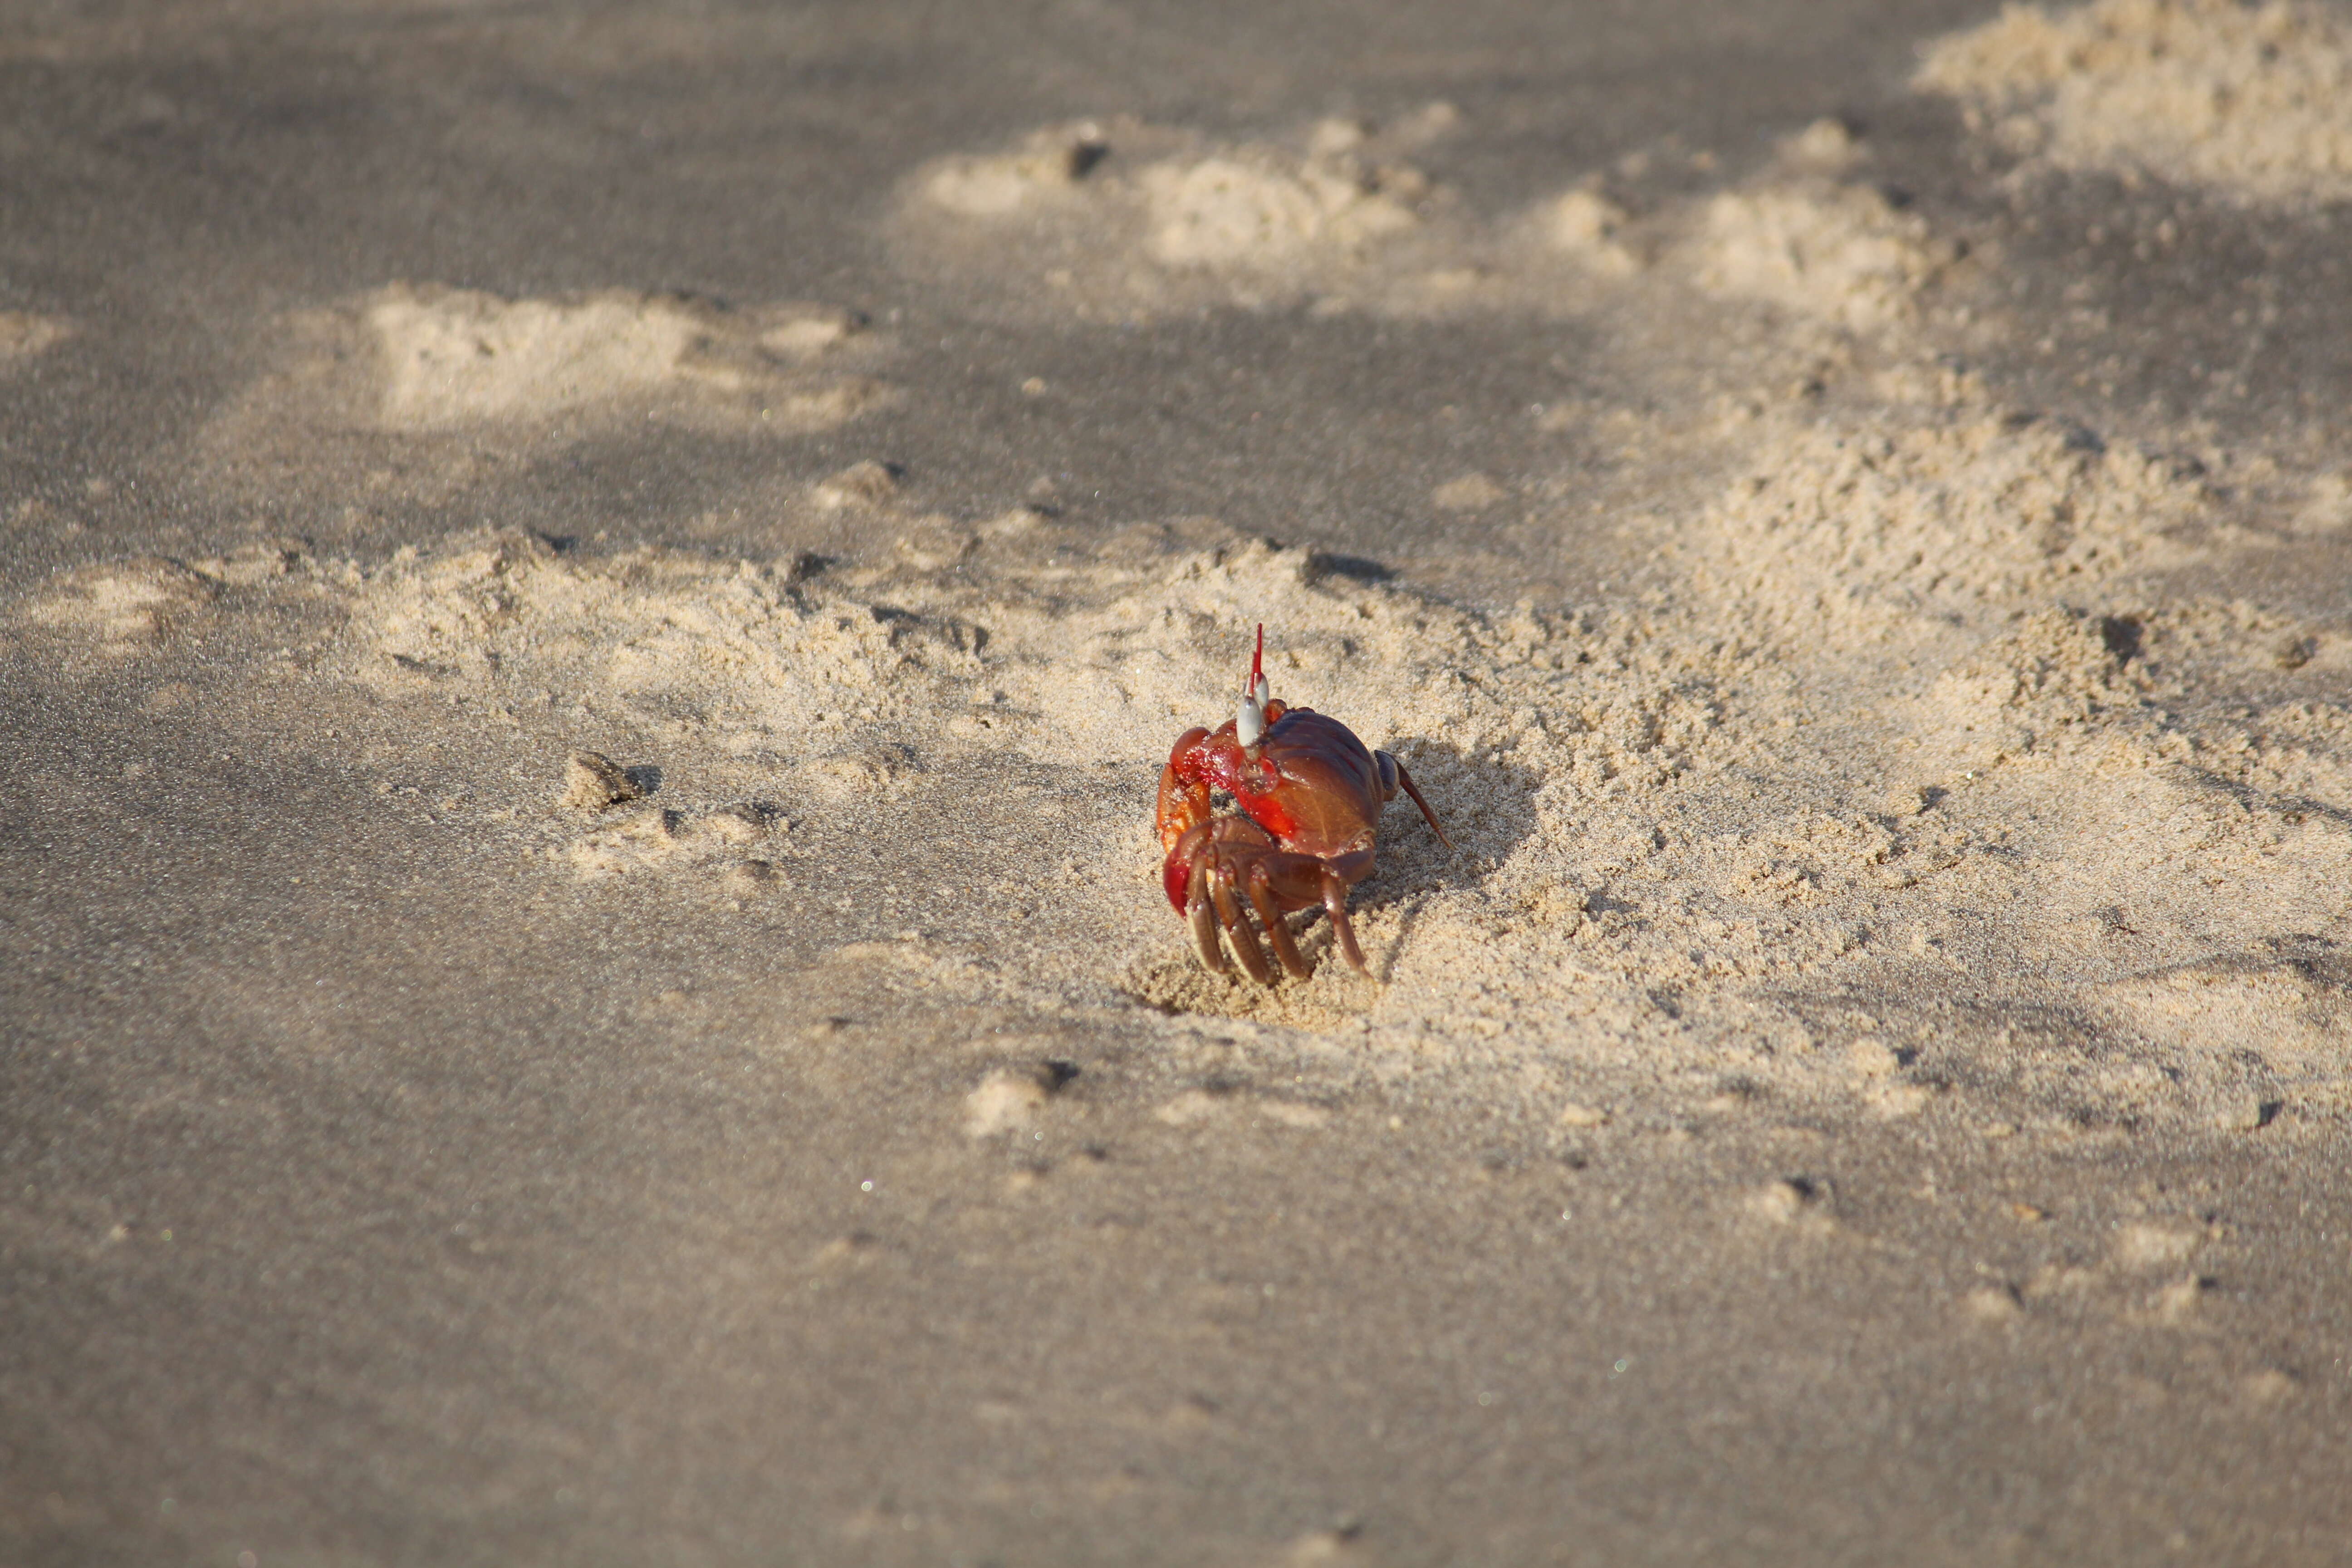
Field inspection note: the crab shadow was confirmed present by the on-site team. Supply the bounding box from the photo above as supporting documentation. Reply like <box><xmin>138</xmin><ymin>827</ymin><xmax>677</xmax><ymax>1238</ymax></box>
<box><xmin>1352</xmin><ymin>737</ymin><xmax>1542</xmax><ymax>953</ymax></box>
<box><xmin>1123</xmin><ymin>738</ymin><xmax>1544</xmax><ymax>1026</ymax></box>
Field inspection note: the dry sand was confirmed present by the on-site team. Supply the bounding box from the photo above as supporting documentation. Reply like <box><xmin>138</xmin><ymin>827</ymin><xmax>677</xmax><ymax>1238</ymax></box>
<box><xmin>1919</xmin><ymin>0</ymin><xmax>2352</xmax><ymax>202</ymax></box>
<box><xmin>3</xmin><ymin>2</ymin><xmax>2350</xmax><ymax>1564</ymax></box>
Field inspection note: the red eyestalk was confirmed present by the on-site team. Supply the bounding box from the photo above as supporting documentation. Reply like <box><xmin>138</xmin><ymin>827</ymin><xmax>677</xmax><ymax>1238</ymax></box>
<box><xmin>1247</xmin><ymin>623</ymin><xmax>1264</xmax><ymax>696</ymax></box>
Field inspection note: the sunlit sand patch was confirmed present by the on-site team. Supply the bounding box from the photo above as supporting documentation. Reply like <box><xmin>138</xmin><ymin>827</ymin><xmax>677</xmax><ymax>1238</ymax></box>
<box><xmin>892</xmin><ymin>112</ymin><xmax>1481</xmax><ymax>319</ymax></box>
<box><xmin>47</xmin><ymin>335</ymin><xmax>2344</xmax><ymax>1127</ymax></box>
<box><xmin>1527</xmin><ymin>187</ymin><xmax>1642</xmax><ymax>277</ymax></box>
<box><xmin>1919</xmin><ymin>0</ymin><xmax>2352</xmax><ymax>202</ymax></box>
<box><xmin>0</xmin><ymin>311</ymin><xmax>71</xmax><ymax>369</ymax></box>
<box><xmin>1688</xmin><ymin>408</ymin><xmax>2210</xmax><ymax>649</ymax></box>
<box><xmin>895</xmin><ymin>109</ymin><xmax>1965</xmax><ymax>332</ymax></box>
<box><xmin>196</xmin><ymin>383</ymin><xmax>2323</xmax><ymax>1117</ymax></box>
<box><xmin>2096</xmin><ymin>951</ymin><xmax>2345</xmax><ymax>1126</ymax></box>
<box><xmin>363</xmin><ymin>285</ymin><xmax>893</xmax><ymax>433</ymax></box>
<box><xmin>1124</xmin><ymin>918</ymin><xmax>1383</xmax><ymax>1030</ymax></box>
<box><xmin>191</xmin><ymin>285</ymin><xmax>897</xmax><ymax>514</ymax></box>
<box><xmin>13</xmin><ymin>557</ymin><xmax>217</xmax><ymax>657</ymax></box>
<box><xmin>1686</xmin><ymin>181</ymin><xmax>1952</xmax><ymax>334</ymax></box>
<box><xmin>560</xmin><ymin>800</ymin><xmax>794</xmax><ymax>884</ymax></box>
<box><xmin>1658</xmin><ymin>118</ymin><xmax>1965</xmax><ymax>336</ymax></box>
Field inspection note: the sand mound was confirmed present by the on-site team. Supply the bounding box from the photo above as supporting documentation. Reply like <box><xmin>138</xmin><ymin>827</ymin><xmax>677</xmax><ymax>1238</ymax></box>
<box><xmin>1690</xmin><ymin>410</ymin><xmax>2208</xmax><ymax>645</ymax></box>
<box><xmin>338</xmin><ymin>521</ymin><xmax>1680</xmax><ymax>790</ymax></box>
<box><xmin>364</xmin><ymin>285</ymin><xmax>893</xmax><ymax>433</ymax></box>
<box><xmin>894</xmin><ymin>111</ymin><xmax>1965</xmax><ymax>332</ymax></box>
<box><xmin>183</xmin><ymin>285</ymin><xmax>893</xmax><ymax>517</ymax></box>
<box><xmin>892</xmin><ymin>112</ymin><xmax>1492</xmax><ymax>318</ymax></box>
<box><xmin>1527</xmin><ymin>188</ymin><xmax>1642</xmax><ymax>277</ymax></box>
<box><xmin>1918</xmin><ymin>0</ymin><xmax>2352</xmax><ymax>202</ymax></box>
<box><xmin>1685</xmin><ymin>180</ymin><xmax>1952</xmax><ymax>333</ymax></box>
<box><xmin>192</xmin><ymin>286</ymin><xmax>897</xmax><ymax>515</ymax></box>
<box><xmin>1659</xmin><ymin>118</ymin><xmax>1961</xmax><ymax>334</ymax></box>
<box><xmin>325</xmin><ymin>519</ymin><xmax>1726</xmax><ymax>1034</ymax></box>
<box><xmin>350</xmin><ymin>526</ymin><xmax>986</xmax><ymax>743</ymax></box>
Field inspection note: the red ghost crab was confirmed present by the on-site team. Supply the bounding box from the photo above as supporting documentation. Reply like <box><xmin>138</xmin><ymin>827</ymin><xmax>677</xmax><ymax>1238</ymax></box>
<box><xmin>1156</xmin><ymin>626</ymin><xmax>1449</xmax><ymax>983</ymax></box>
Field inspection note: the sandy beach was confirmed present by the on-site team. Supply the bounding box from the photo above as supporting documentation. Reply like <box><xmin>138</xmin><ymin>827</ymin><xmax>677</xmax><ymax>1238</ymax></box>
<box><xmin>4</xmin><ymin>1</ymin><xmax>2349</xmax><ymax>1562</ymax></box>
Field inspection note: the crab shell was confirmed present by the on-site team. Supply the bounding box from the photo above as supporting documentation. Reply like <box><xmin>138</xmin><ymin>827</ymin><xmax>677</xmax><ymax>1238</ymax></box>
<box><xmin>1158</xmin><ymin>703</ymin><xmax>1392</xmax><ymax>913</ymax></box>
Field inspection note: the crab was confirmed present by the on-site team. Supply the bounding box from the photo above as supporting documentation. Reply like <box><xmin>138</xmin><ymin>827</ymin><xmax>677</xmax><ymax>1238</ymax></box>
<box><xmin>1156</xmin><ymin>626</ymin><xmax>1449</xmax><ymax>982</ymax></box>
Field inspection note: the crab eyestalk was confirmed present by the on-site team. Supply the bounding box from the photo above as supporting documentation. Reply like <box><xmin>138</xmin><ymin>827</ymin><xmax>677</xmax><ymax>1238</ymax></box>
<box><xmin>1235</xmin><ymin>691</ymin><xmax>1267</xmax><ymax>748</ymax></box>
<box><xmin>1235</xmin><ymin>623</ymin><xmax>1270</xmax><ymax>749</ymax></box>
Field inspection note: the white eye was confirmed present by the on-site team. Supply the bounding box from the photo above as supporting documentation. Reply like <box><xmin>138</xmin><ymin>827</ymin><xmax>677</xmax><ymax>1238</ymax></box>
<box><xmin>1236</xmin><ymin>694</ymin><xmax>1266</xmax><ymax>747</ymax></box>
<box><xmin>1251</xmin><ymin>673</ymin><xmax>1270</xmax><ymax>708</ymax></box>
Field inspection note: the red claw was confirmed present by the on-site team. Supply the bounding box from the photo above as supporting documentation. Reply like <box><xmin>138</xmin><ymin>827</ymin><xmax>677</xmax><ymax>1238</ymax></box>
<box><xmin>1162</xmin><ymin>848</ymin><xmax>1192</xmax><ymax>913</ymax></box>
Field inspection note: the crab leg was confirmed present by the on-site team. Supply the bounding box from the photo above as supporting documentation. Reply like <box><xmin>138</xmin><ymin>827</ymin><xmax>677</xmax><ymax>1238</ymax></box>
<box><xmin>1391</xmin><ymin>759</ymin><xmax>1451</xmax><ymax>849</ymax></box>
<box><xmin>1185</xmin><ymin>847</ymin><xmax>1225</xmax><ymax>974</ymax></box>
<box><xmin>1209</xmin><ymin>865</ymin><xmax>1275</xmax><ymax>984</ymax></box>
<box><xmin>1247</xmin><ymin>863</ymin><xmax>1313</xmax><ymax>981</ymax></box>
<box><xmin>1322</xmin><ymin>866</ymin><xmax>1369</xmax><ymax>975</ymax></box>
